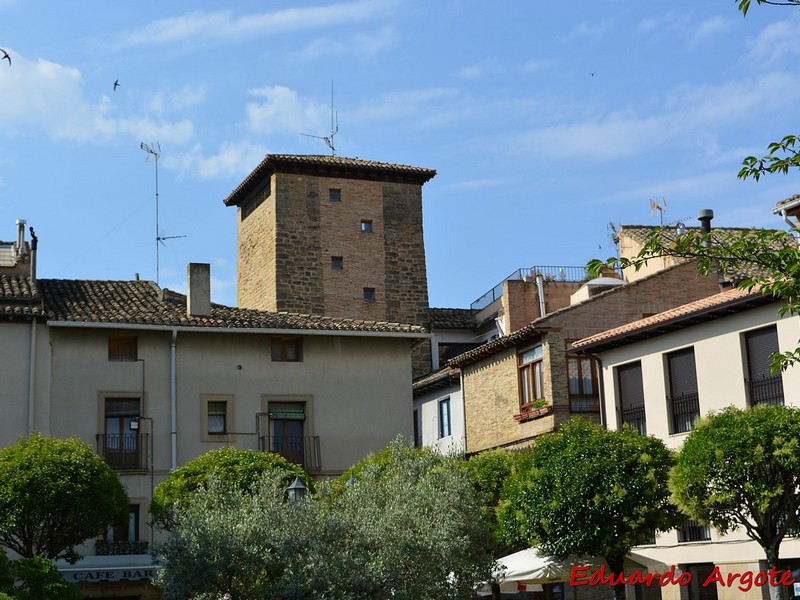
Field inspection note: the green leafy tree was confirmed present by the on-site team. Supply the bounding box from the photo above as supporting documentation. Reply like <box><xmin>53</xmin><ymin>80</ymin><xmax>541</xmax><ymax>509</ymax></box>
<box><xmin>0</xmin><ymin>434</ymin><xmax>128</xmax><ymax>564</ymax></box>
<box><xmin>150</xmin><ymin>446</ymin><xmax>311</xmax><ymax>530</ymax></box>
<box><xmin>736</xmin><ymin>0</ymin><xmax>800</xmax><ymax>17</ymax></box>
<box><xmin>156</xmin><ymin>437</ymin><xmax>495</xmax><ymax>600</ymax></box>
<box><xmin>498</xmin><ymin>420</ymin><xmax>678</xmax><ymax>600</ymax></box>
<box><xmin>671</xmin><ymin>404</ymin><xmax>800</xmax><ymax>600</ymax></box>
<box><xmin>0</xmin><ymin>554</ymin><xmax>82</xmax><ymax>600</ymax></box>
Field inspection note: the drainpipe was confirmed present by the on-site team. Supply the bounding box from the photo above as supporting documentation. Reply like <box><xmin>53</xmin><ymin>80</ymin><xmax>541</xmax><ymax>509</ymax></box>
<box><xmin>595</xmin><ymin>355</ymin><xmax>607</xmax><ymax>429</ymax></box>
<box><xmin>780</xmin><ymin>209</ymin><xmax>799</xmax><ymax>239</ymax></box>
<box><xmin>28</xmin><ymin>318</ymin><xmax>36</xmax><ymax>434</ymax></box>
<box><xmin>535</xmin><ymin>274</ymin><xmax>547</xmax><ymax>318</ymax></box>
<box><xmin>170</xmin><ymin>329</ymin><xmax>177</xmax><ymax>469</ymax></box>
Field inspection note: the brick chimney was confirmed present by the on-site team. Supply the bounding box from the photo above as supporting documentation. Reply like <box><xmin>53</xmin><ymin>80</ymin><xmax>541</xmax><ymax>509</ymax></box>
<box><xmin>187</xmin><ymin>263</ymin><xmax>211</xmax><ymax>317</ymax></box>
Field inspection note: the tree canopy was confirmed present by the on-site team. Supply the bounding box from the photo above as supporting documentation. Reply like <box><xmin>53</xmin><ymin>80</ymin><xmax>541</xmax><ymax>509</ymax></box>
<box><xmin>498</xmin><ymin>420</ymin><xmax>678</xmax><ymax>599</ymax></box>
<box><xmin>150</xmin><ymin>446</ymin><xmax>311</xmax><ymax>530</ymax></box>
<box><xmin>671</xmin><ymin>404</ymin><xmax>800</xmax><ymax>583</ymax></box>
<box><xmin>0</xmin><ymin>434</ymin><xmax>128</xmax><ymax>564</ymax></box>
<box><xmin>0</xmin><ymin>555</ymin><xmax>82</xmax><ymax>600</ymax></box>
<box><xmin>155</xmin><ymin>437</ymin><xmax>495</xmax><ymax>600</ymax></box>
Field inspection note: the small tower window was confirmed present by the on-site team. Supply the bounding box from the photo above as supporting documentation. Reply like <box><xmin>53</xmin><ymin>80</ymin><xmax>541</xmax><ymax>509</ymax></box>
<box><xmin>363</xmin><ymin>287</ymin><xmax>376</xmax><ymax>301</ymax></box>
<box><xmin>360</xmin><ymin>220</ymin><xmax>373</xmax><ymax>233</ymax></box>
<box><xmin>331</xmin><ymin>256</ymin><xmax>343</xmax><ymax>270</ymax></box>
<box><xmin>329</xmin><ymin>189</ymin><xmax>341</xmax><ymax>202</ymax></box>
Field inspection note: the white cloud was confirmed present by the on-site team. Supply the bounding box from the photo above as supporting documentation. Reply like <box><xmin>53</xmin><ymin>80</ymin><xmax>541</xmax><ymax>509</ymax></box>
<box><xmin>298</xmin><ymin>26</ymin><xmax>395</xmax><ymax>60</ymax></box>
<box><xmin>244</xmin><ymin>86</ymin><xmax>329</xmax><ymax>135</ymax></box>
<box><xmin>568</xmin><ymin>19</ymin><xmax>613</xmax><ymax>39</ymax></box>
<box><xmin>167</xmin><ymin>140</ymin><xmax>267</xmax><ymax>181</ymax></box>
<box><xmin>745</xmin><ymin>20</ymin><xmax>800</xmax><ymax>63</ymax></box>
<box><xmin>114</xmin><ymin>0</ymin><xmax>399</xmax><ymax>49</ymax></box>
<box><xmin>692</xmin><ymin>16</ymin><xmax>730</xmax><ymax>43</ymax></box>
<box><xmin>0</xmin><ymin>53</ymin><xmax>196</xmax><ymax>144</ymax></box>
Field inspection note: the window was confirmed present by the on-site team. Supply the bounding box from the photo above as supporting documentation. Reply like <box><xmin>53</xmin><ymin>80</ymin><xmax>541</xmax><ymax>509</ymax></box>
<box><xmin>268</xmin><ymin>402</ymin><xmax>306</xmax><ymax>466</ymax></box>
<box><xmin>97</xmin><ymin>504</ymin><xmax>147</xmax><ymax>555</ymax></box>
<box><xmin>518</xmin><ymin>345</ymin><xmax>544</xmax><ymax>407</ymax></box>
<box><xmin>567</xmin><ymin>354</ymin><xmax>599</xmax><ymax>412</ymax></box>
<box><xmin>667</xmin><ymin>348</ymin><xmax>699</xmax><ymax>434</ymax></box>
<box><xmin>329</xmin><ymin>188</ymin><xmax>341</xmax><ymax>202</ymax></box>
<box><xmin>207</xmin><ymin>401</ymin><xmax>227</xmax><ymax>434</ymax></box>
<box><xmin>272</xmin><ymin>337</ymin><xmax>302</xmax><ymax>362</ymax></box>
<box><xmin>108</xmin><ymin>336</ymin><xmax>137</xmax><ymax>361</ymax></box>
<box><xmin>438</xmin><ymin>397</ymin><xmax>452</xmax><ymax>438</ymax></box>
<box><xmin>202</xmin><ymin>395</ymin><xmax>234</xmax><ymax>442</ymax></box>
<box><xmin>331</xmin><ymin>256</ymin><xmax>343</xmax><ymax>270</ymax></box>
<box><xmin>360</xmin><ymin>220</ymin><xmax>373</xmax><ymax>233</ymax></box>
<box><xmin>745</xmin><ymin>326</ymin><xmax>784</xmax><ymax>406</ymax></box>
<box><xmin>677</xmin><ymin>519</ymin><xmax>711</xmax><ymax>543</ymax></box>
<box><xmin>363</xmin><ymin>287</ymin><xmax>376</xmax><ymax>301</ymax></box>
<box><xmin>618</xmin><ymin>361</ymin><xmax>646</xmax><ymax>435</ymax></box>
<box><xmin>102</xmin><ymin>398</ymin><xmax>141</xmax><ymax>469</ymax></box>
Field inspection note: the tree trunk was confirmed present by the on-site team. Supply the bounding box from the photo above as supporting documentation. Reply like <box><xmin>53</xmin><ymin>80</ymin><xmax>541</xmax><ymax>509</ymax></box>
<box><xmin>765</xmin><ymin>548</ymin><xmax>784</xmax><ymax>600</ymax></box>
<box><xmin>606</xmin><ymin>555</ymin><xmax>627</xmax><ymax>600</ymax></box>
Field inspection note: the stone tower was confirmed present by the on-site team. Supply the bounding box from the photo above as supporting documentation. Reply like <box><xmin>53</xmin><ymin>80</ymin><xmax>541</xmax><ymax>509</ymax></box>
<box><xmin>223</xmin><ymin>154</ymin><xmax>436</xmax><ymax>373</ymax></box>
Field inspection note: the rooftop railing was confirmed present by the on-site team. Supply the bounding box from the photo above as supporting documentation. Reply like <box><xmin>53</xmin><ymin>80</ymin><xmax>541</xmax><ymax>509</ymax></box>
<box><xmin>470</xmin><ymin>266</ymin><xmax>591</xmax><ymax>310</ymax></box>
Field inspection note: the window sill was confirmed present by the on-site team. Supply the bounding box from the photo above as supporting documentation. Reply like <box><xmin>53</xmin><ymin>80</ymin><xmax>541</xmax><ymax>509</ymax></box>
<box><xmin>514</xmin><ymin>406</ymin><xmax>552</xmax><ymax>423</ymax></box>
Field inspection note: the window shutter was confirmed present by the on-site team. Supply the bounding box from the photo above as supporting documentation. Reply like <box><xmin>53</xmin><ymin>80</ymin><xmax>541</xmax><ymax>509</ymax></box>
<box><xmin>746</xmin><ymin>326</ymin><xmax>778</xmax><ymax>379</ymax></box>
<box><xmin>617</xmin><ymin>362</ymin><xmax>644</xmax><ymax>408</ymax></box>
<box><xmin>668</xmin><ymin>348</ymin><xmax>697</xmax><ymax>396</ymax></box>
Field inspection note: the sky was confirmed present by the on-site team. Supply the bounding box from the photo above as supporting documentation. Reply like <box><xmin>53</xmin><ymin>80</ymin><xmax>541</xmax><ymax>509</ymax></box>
<box><xmin>1</xmin><ymin>1</ymin><xmax>799</xmax><ymax>310</ymax></box>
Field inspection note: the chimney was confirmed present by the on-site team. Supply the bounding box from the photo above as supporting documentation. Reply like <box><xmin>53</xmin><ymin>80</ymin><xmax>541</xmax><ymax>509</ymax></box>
<box><xmin>15</xmin><ymin>219</ymin><xmax>26</xmax><ymax>256</ymax></box>
<box><xmin>28</xmin><ymin>227</ymin><xmax>37</xmax><ymax>283</ymax></box>
<box><xmin>187</xmin><ymin>263</ymin><xmax>211</xmax><ymax>317</ymax></box>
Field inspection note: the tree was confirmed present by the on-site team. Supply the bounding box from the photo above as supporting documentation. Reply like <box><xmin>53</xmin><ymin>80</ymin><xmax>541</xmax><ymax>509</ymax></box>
<box><xmin>0</xmin><ymin>434</ymin><xmax>128</xmax><ymax>564</ymax></box>
<box><xmin>498</xmin><ymin>420</ymin><xmax>678</xmax><ymax>600</ymax></box>
<box><xmin>671</xmin><ymin>404</ymin><xmax>800</xmax><ymax>600</ymax></box>
<box><xmin>736</xmin><ymin>0</ymin><xmax>800</xmax><ymax>17</ymax></box>
<box><xmin>0</xmin><ymin>554</ymin><xmax>82</xmax><ymax>600</ymax></box>
<box><xmin>150</xmin><ymin>446</ymin><xmax>311</xmax><ymax>530</ymax></box>
<box><xmin>155</xmin><ymin>437</ymin><xmax>496</xmax><ymax>600</ymax></box>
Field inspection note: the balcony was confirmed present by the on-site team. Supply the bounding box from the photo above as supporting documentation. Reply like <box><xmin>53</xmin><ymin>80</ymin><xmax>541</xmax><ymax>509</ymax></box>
<box><xmin>470</xmin><ymin>265</ymin><xmax>592</xmax><ymax>310</ymax></box>
<box><xmin>677</xmin><ymin>519</ymin><xmax>711</xmax><ymax>543</ymax></box>
<box><xmin>668</xmin><ymin>392</ymin><xmax>700</xmax><ymax>434</ymax></box>
<box><xmin>621</xmin><ymin>404</ymin><xmax>647</xmax><ymax>436</ymax></box>
<box><xmin>748</xmin><ymin>373</ymin><xmax>784</xmax><ymax>406</ymax></box>
<box><xmin>259</xmin><ymin>435</ymin><xmax>321</xmax><ymax>471</ymax></box>
<box><xmin>96</xmin><ymin>433</ymin><xmax>149</xmax><ymax>471</ymax></box>
<box><xmin>95</xmin><ymin>540</ymin><xmax>149</xmax><ymax>556</ymax></box>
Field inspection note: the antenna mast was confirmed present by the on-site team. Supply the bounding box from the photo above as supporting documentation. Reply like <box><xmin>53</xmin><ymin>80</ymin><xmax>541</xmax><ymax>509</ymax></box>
<box><xmin>300</xmin><ymin>81</ymin><xmax>338</xmax><ymax>155</ymax></box>
<box><xmin>141</xmin><ymin>142</ymin><xmax>185</xmax><ymax>285</ymax></box>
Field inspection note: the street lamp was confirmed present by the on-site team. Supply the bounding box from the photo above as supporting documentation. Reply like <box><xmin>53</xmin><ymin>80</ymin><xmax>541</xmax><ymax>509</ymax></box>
<box><xmin>286</xmin><ymin>476</ymin><xmax>308</xmax><ymax>501</ymax></box>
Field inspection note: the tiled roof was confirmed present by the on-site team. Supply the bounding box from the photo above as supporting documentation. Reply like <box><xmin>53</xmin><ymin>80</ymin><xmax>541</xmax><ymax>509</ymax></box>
<box><xmin>224</xmin><ymin>154</ymin><xmax>437</xmax><ymax>207</ymax></box>
<box><xmin>36</xmin><ymin>278</ymin><xmax>427</xmax><ymax>335</ymax></box>
<box><xmin>774</xmin><ymin>193</ymin><xmax>800</xmax><ymax>213</ymax></box>
<box><xmin>429</xmin><ymin>307</ymin><xmax>477</xmax><ymax>329</ymax></box>
<box><xmin>0</xmin><ymin>274</ymin><xmax>43</xmax><ymax>318</ymax></box>
<box><xmin>447</xmin><ymin>322</ymin><xmax>555</xmax><ymax>367</ymax></box>
<box><xmin>617</xmin><ymin>225</ymin><xmax>787</xmax><ymax>281</ymax></box>
<box><xmin>412</xmin><ymin>366</ymin><xmax>460</xmax><ymax>396</ymax></box>
<box><xmin>572</xmin><ymin>285</ymin><xmax>773</xmax><ymax>352</ymax></box>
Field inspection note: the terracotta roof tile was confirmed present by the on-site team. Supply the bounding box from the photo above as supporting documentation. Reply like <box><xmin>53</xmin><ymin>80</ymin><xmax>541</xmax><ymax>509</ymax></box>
<box><xmin>429</xmin><ymin>307</ymin><xmax>478</xmax><ymax>329</ymax></box>
<box><xmin>0</xmin><ymin>274</ymin><xmax>43</xmax><ymax>318</ymax></box>
<box><xmin>573</xmin><ymin>285</ymin><xmax>772</xmax><ymax>351</ymax></box>
<box><xmin>36</xmin><ymin>278</ymin><xmax>427</xmax><ymax>335</ymax></box>
<box><xmin>224</xmin><ymin>154</ymin><xmax>436</xmax><ymax>207</ymax></box>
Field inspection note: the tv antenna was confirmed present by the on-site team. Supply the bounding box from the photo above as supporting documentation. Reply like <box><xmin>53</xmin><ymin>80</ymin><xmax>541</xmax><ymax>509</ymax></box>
<box><xmin>300</xmin><ymin>81</ymin><xmax>338</xmax><ymax>155</ymax></box>
<box><xmin>649</xmin><ymin>197</ymin><xmax>667</xmax><ymax>225</ymax></box>
<box><xmin>140</xmin><ymin>141</ymin><xmax>185</xmax><ymax>285</ymax></box>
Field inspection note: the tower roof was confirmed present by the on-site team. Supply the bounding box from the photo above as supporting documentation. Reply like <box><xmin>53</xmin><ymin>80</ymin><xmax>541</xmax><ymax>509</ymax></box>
<box><xmin>223</xmin><ymin>154</ymin><xmax>437</xmax><ymax>207</ymax></box>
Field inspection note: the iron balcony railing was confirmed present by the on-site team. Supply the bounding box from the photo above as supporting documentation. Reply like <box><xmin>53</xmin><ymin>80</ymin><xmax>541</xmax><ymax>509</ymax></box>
<box><xmin>668</xmin><ymin>392</ymin><xmax>700</xmax><ymax>434</ymax></box>
<box><xmin>677</xmin><ymin>519</ymin><xmax>711</xmax><ymax>543</ymax></box>
<box><xmin>259</xmin><ymin>435</ymin><xmax>321</xmax><ymax>471</ymax></box>
<box><xmin>96</xmin><ymin>433</ymin><xmax>149</xmax><ymax>471</ymax></box>
<box><xmin>470</xmin><ymin>265</ymin><xmax>592</xmax><ymax>310</ymax></box>
<box><xmin>748</xmin><ymin>373</ymin><xmax>785</xmax><ymax>406</ymax></box>
<box><xmin>621</xmin><ymin>404</ymin><xmax>647</xmax><ymax>436</ymax></box>
<box><xmin>95</xmin><ymin>540</ymin><xmax>149</xmax><ymax>556</ymax></box>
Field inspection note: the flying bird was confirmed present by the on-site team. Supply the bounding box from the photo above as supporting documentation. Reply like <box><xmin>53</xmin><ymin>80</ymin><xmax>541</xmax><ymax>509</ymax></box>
<box><xmin>113</xmin><ymin>79</ymin><xmax>120</xmax><ymax>91</ymax></box>
<box><xmin>1</xmin><ymin>49</ymin><xmax>10</xmax><ymax>66</ymax></box>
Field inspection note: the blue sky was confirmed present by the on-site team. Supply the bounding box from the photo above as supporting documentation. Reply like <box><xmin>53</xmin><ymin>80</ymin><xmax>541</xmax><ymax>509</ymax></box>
<box><xmin>1</xmin><ymin>1</ymin><xmax>798</xmax><ymax>310</ymax></box>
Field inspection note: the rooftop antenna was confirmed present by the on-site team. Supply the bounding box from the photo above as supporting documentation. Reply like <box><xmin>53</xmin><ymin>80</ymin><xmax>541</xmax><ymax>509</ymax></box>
<box><xmin>140</xmin><ymin>141</ymin><xmax>185</xmax><ymax>285</ymax></box>
<box><xmin>649</xmin><ymin>197</ymin><xmax>667</xmax><ymax>226</ymax></box>
<box><xmin>300</xmin><ymin>81</ymin><xmax>338</xmax><ymax>155</ymax></box>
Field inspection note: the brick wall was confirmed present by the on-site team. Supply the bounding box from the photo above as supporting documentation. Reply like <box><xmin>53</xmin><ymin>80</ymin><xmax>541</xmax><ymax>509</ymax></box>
<box><xmin>462</xmin><ymin>262</ymin><xmax>721</xmax><ymax>453</ymax></box>
<box><xmin>237</xmin><ymin>175</ymin><xmax>277</xmax><ymax>311</ymax></box>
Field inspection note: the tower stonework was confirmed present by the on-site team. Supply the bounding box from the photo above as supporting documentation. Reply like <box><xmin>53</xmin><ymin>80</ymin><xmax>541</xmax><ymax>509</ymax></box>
<box><xmin>224</xmin><ymin>155</ymin><xmax>435</xmax><ymax>375</ymax></box>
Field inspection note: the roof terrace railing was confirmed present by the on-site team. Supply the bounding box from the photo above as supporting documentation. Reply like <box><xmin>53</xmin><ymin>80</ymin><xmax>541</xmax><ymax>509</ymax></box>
<box><xmin>470</xmin><ymin>265</ymin><xmax>590</xmax><ymax>310</ymax></box>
